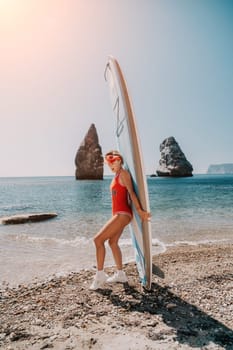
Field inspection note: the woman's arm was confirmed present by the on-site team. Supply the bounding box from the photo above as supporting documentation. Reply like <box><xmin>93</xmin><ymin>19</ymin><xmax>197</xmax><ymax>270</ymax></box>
<box><xmin>120</xmin><ymin>169</ymin><xmax>151</xmax><ymax>221</ymax></box>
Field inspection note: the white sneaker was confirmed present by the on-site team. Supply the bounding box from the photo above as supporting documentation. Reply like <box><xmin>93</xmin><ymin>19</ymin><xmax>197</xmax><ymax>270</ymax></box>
<box><xmin>89</xmin><ymin>271</ymin><xmax>109</xmax><ymax>290</ymax></box>
<box><xmin>107</xmin><ymin>270</ymin><xmax>128</xmax><ymax>283</ymax></box>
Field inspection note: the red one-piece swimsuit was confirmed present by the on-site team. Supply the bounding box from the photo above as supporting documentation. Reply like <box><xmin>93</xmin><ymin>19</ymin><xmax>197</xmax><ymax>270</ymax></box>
<box><xmin>110</xmin><ymin>171</ymin><xmax>133</xmax><ymax>219</ymax></box>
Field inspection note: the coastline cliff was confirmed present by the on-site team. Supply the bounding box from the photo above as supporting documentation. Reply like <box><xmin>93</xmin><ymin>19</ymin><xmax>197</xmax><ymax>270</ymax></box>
<box><xmin>207</xmin><ymin>163</ymin><xmax>233</xmax><ymax>174</ymax></box>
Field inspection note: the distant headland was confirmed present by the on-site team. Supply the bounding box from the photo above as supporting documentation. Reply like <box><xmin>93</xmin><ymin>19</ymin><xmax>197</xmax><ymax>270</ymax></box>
<box><xmin>207</xmin><ymin>164</ymin><xmax>233</xmax><ymax>175</ymax></box>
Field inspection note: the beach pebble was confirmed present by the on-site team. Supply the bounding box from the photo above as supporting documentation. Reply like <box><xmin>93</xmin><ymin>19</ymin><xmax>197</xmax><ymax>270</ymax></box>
<box><xmin>148</xmin><ymin>330</ymin><xmax>165</xmax><ymax>341</ymax></box>
<box><xmin>0</xmin><ymin>333</ymin><xmax>6</xmax><ymax>341</ymax></box>
<box><xmin>40</xmin><ymin>341</ymin><xmax>54</xmax><ymax>349</ymax></box>
<box><xmin>166</xmin><ymin>303</ymin><xmax>177</xmax><ymax>310</ymax></box>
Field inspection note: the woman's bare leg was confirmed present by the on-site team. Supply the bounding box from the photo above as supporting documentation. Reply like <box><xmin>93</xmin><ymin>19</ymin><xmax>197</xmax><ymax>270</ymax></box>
<box><xmin>108</xmin><ymin>229</ymin><xmax>124</xmax><ymax>270</ymax></box>
<box><xmin>93</xmin><ymin>214</ymin><xmax>130</xmax><ymax>271</ymax></box>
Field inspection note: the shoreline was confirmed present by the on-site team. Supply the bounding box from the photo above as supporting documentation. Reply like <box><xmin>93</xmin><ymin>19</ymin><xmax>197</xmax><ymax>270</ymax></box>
<box><xmin>1</xmin><ymin>236</ymin><xmax>232</xmax><ymax>290</ymax></box>
<box><xmin>0</xmin><ymin>242</ymin><xmax>233</xmax><ymax>349</ymax></box>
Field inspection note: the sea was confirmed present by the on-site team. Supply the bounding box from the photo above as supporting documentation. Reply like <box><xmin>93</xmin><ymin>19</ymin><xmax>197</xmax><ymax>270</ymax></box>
<box><xmin>0</xmin><ymin>175</ymin><xmax>232</xmax><ymax>288</ymax></box>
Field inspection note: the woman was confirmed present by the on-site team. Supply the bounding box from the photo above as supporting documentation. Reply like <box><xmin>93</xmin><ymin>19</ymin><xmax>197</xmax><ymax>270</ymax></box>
<box><xmin>90</xmin><ymin>150</ymin><xmax>150</xmax><ymax>290</ymax></box>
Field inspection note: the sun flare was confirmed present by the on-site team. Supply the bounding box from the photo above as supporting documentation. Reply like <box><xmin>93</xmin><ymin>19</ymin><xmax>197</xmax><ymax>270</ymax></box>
<box><xmin>0</xmin><ymin>0</ymin><xmax>21</xmax><ymax>14</ymax></box>
<box><xmin>0</xmin><ymin>0</ymin><xmax>34</xmax><ymax>29</ymax></box>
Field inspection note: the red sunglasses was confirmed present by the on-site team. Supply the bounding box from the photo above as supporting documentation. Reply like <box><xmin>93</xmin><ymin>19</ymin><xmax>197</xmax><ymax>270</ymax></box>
<box><xmin>105</xmin><ymin>155</ymin><xmax>121</xmax><ymax>163</ymax></box>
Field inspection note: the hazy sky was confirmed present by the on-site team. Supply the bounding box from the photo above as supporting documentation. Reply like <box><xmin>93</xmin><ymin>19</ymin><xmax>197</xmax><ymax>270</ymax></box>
<box><xmin>1</xmin><ymin>0</ymin><xmax>233</xmax><ymax>176</ymax></box>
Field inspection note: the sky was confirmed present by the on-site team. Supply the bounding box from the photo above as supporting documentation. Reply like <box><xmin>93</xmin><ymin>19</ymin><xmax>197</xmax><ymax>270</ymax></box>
<box><xmin>0</xmin><ymin>0</ymin><xmax>233</xmax><ymax>177</ymax></box>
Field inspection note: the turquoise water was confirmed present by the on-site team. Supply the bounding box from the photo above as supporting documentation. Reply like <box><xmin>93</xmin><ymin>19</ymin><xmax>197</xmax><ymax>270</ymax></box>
<box><xmin>0</xmin><ymin>175</ymin><xmax>232</xmax><ymax>287</ymax></box>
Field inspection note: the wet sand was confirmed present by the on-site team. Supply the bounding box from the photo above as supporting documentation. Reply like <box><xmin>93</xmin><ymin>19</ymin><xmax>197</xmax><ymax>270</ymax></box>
<box><xmin>0</xmin><ymin>242</ymin><xmax>233</xmax><ymax>349</ymax></box>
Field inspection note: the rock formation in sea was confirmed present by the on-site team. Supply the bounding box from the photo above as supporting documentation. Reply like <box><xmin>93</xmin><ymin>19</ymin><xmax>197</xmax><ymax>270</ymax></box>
<box><xmin>75</xmin><ymin>124</ymin><xmax>104</xmax><ymax>180</ymax></box>
<box><xmin>207</xmin><ymin>163</ymin><xmax>233</xmax><ymax>174</ymax></box>
<box><xmin>156</xmin><ymin>136</ymin><xmax>193</xmax><ymax>177</ymax></box>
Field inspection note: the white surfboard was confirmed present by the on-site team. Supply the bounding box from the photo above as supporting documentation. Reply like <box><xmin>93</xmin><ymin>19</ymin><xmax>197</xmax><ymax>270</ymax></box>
<box><xmin>105</xmin><ymin>56</ymin><xmax>152</xmax><ymax>289</ymax></box>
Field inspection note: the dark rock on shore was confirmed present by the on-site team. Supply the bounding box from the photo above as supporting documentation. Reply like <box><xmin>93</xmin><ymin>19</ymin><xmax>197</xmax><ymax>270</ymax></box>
<box><xmin>75</xmin><ymin>124</ymin><xmax>104</xmax><ymax>180</ymax></box>
<box><xmin>156</xmin><ymin>137</ymin><xmax>193</xmax><ymax>177</ymax></box>
<box><xmin>1</xmin><ymin>213</ymin><xmax>57</xmax><ymax>225</ymax></box>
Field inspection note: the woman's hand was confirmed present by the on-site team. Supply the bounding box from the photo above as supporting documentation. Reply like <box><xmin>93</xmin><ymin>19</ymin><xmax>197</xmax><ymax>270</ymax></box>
<box><xmin>138</xmin><ymin>209</ymin><xmax>151</xmax><ymax>221</ymax></box>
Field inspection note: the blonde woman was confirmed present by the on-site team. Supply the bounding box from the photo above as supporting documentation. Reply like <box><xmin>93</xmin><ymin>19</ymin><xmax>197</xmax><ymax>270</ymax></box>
<box><xmin>90</xmin><ymin>150</ymin><xmax>150</xmax><ymax>290</ymax></box>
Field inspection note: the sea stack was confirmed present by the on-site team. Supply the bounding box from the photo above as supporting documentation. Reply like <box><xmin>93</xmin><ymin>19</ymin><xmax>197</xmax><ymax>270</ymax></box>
<box><xmin>156</xmin><ymin>137</ymin><xmax>193</xmax><ymax>177</ymax></box>
<box><xmin>75</xmin><ymin>124</ymin><xmax>104</xmax><ymax>180</ymax></box>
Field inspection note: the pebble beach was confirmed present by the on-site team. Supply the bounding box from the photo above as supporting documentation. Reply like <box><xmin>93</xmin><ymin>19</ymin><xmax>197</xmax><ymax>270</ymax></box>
<box><xmin>1</xmin><ymin>242</ymin><xmax>233</xmax><ymax>350</ymax></box>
